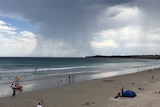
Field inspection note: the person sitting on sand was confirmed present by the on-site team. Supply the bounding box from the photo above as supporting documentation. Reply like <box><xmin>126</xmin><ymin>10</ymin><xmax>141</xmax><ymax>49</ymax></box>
<box><xmin>114</xmin><ymin>87</ymin><xmax>124</xmax><ymax>98</ymax></box>
<box><xmin>114</xmin><ymin>92</ymin><xmax>121</xmax><ymax>99</ymax></box>
<box><xmin>114</xmin><ymin>87</ymin><xmax>136</xmax><ymax>98</ymax></box>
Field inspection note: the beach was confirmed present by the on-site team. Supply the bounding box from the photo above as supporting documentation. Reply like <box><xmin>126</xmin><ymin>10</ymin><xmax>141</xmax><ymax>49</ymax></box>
<box><xmin>1</xmin><ymin>68</ymin><xmax>160</xmax><ymax>107</ymax></box>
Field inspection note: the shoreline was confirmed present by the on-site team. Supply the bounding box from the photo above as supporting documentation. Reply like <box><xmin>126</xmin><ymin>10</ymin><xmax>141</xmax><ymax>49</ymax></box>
<box><xmin>1</xmin><ymin>67</ymin><xmax>160</xmax><ymax>107</ymax></box>
<box><xmin>0</xmin><ymin>64</ymin><xmax>156</xmax><ymax>98</ymax></box>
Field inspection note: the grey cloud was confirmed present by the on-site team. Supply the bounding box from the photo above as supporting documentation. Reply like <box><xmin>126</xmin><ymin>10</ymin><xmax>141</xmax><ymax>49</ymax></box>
<box><xmin>0</xmin><ymin>0</ymin><xmax>135</xmax><ymax>38</ymax></box>
<box><xmin>135</xmin><ymin>0</ymin><xmax>160</xmax><ymax>27</ymax></box>
<box><xmin>0</xmin><ymin>0</ymin><xmax>159</xmax><ymax>56</ymax></box>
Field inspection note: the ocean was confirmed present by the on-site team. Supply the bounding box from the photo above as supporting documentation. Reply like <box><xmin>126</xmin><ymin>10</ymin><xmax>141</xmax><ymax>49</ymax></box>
<box><xmin>0</xmin><ymin>57</ymin><xmax>160</xmax><ymax>97</ymax></box>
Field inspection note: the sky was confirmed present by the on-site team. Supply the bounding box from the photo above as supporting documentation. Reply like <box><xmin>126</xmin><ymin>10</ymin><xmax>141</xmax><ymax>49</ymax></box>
<box><xmin>0</xmin><ymin>0</ymin><xmax>160</xmax><ymax>57</ymax></box>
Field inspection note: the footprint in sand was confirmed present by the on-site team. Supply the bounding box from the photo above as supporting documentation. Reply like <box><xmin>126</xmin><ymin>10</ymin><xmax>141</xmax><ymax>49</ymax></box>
<box><xmin>102</xmin><ymin>79</ymin><xmax>115</xmax><ymax>82</ymax></box>
<box><xmin>81</xmin><ymin>101</ymin><xmax>95</xmax><ymax>106</ymax></box>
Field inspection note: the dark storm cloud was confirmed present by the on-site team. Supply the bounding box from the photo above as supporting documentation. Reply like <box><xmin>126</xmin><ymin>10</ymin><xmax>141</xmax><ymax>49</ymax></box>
<box><xmin>135</xmin><ymin>0</ymin><xmax>160</xmax><ymax>28</ymax></box>
<box><xmin>0</xmin><ymin>0</ymin><xmax>135</xmax><ymax>56</ymax></box>
<box><xmin>0</xmin><ymin>0</ymin><xmax>134</xmax><ymax>38</ymax></box>
<box><xmin>2</xmin><ymin>0</ymin><xmax>160</xmax><ymax>56</ymax></box>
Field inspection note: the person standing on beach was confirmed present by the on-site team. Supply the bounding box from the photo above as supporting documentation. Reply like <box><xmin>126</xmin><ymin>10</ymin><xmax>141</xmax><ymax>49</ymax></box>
<box><xmin>12</xmin><ymin>88</ymin><xmax>16</xmax><ymax>96</ymax></box>
<box><xmin>15</xmin><ymin>76</ymin><xmax>20</xmax><ymax>85</ymax></box>
<box><xmin>10</xmin><ymin>83</ymin><xmax>16</xmax><ymax>96</ymax></box>
<box><xmin>34</xmin><ymin>67</ymin><xmax>38</xmax><ymax>73</ymax></box>
<box><xmin>68</xmin><ymin>75</ymin><xmax>71</xmax><ymax>84</ymax></box>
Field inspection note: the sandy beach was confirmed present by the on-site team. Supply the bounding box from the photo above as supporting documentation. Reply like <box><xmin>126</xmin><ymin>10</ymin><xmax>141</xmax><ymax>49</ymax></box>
<box><xmin>1</xmin><ymin>68</ymin><xmax>160</xmax><ymax>107</ymax></box>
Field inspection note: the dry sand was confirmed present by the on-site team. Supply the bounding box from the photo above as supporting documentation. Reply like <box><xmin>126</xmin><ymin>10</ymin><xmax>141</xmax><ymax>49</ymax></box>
<box><xmin>1</xmin><ymin>68</ymin><xmax>160</xmax><ymax>107</ymax></box>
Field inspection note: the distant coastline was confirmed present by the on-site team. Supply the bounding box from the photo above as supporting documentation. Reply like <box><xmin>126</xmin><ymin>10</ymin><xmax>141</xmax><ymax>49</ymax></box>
<box><xmin>0</xmin><ymin>55</ymin><xmax>160</xmax><ymax>59</ymax></box>
<box><xmin>85</xmin><ymin>55</ymin><xmax>160</xmax><ymax>59</ymax></box>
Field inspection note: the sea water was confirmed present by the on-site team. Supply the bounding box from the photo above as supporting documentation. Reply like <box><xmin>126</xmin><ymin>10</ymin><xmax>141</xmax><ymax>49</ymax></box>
<box><xmin>0</xmin><ymin>57</ymin><xmax>160</xmax><ymax>83</ymax></box>
<box><xmin>0</xmin><ymin>57</ymin><xmax>160</xmax><ymax>97</ymax></box>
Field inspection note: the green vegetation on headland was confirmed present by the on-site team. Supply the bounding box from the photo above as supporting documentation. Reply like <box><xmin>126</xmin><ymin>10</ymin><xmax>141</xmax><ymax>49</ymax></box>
<box><xmin>85</xmin><ymin>55</ymin><xmax>160</xmax><ymax>59</ymax></box>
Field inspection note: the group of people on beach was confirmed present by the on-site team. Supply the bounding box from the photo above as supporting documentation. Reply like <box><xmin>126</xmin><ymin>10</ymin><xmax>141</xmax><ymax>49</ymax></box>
<box><xmin>10</xmin><ymin>76</ymin><xmax>46</xmax><ymax>107</ymax></box>
<box><xmin>10</xmin><ymin>76</ymin><xmax>20</xmax><ymax>96</ymax></box>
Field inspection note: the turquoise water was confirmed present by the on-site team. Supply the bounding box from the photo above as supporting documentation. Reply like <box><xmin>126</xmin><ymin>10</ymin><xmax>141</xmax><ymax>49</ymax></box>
<box><xmin>0</xmin><ymin>57</ymin><xmax>160</xmax><ymax>98</ymax></box>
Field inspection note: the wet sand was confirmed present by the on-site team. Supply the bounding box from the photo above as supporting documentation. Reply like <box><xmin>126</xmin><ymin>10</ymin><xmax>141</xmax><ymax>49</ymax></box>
<box><xmin>1</xmin><ymin>68</ymin><xmax>160</xmax><ymax>107</ymax></box>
